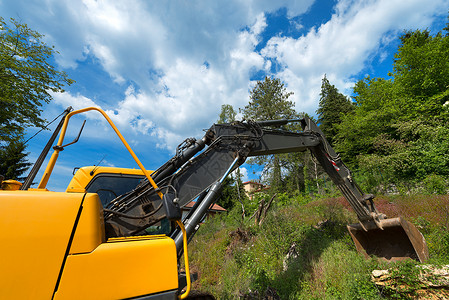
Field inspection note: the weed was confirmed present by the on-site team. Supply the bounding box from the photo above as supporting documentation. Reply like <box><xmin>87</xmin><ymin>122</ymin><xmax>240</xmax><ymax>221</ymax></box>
<box><xmin>422</xmin><ymin>174</ymin><xmax>447</xmax><ymax>194</ymax></box>
<box><xmin>188</xmin><ymin>193</ymin><xmax>449</xmax><ymax>299</ymax></box>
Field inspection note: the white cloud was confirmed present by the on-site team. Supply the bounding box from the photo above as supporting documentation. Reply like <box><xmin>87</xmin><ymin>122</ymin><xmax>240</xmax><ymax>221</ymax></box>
<box><xmin>2</xmin><ymin>0</ymin><xmax>448</xmax><ymax>152</ymax></box>
<box><xmin>261</xmin><ymin>0</ymin><xmax>449</xmax><ymax>114</ymax></box>
<box><xmin>237</xmin><ymin>167</ymin><xmax>249</xmax><ymax>183</ymax></box>
<box><xmin>52</xmin><ymin>91</ymin><xmax>100</xmax><ymax>112</ymax></box>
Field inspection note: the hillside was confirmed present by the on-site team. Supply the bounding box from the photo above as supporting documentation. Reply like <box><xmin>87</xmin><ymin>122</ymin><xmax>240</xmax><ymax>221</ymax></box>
<box><xmin>187</xmin><ymin>194</ymin><xmax>449</xmax><ymax>299</ymax></box>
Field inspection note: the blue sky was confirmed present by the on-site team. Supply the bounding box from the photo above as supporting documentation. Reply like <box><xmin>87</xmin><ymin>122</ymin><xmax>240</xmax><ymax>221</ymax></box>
<box><xmin>1</xmin><ymin>0</ymin><xmax>448</xmax><ymax>191</ymax></box>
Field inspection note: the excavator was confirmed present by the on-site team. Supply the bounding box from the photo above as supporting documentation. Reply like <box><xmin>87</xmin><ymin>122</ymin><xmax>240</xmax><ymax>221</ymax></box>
<box><xmin>0</xmin><ymin>107</ymin><xmax>428</xmax><ymax>299</ymax></box>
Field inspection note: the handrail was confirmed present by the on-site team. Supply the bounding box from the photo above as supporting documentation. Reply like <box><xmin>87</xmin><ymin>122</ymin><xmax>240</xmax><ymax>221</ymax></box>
<box><xmin>36</xmin><ymin>107</ymin><xmax>163</xmax><ymax>199</ymax></box>
<box><xmin>176</xmin><ymin>220</ymin><xmax>191</xmax><ymax>299</ymax></box>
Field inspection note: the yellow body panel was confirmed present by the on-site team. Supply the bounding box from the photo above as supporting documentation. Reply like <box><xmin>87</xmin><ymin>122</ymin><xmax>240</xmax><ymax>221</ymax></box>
<box><xmin>66</xmin><ymin>166</ymin><xmax>145</xmax><ymax>193</ymax></box>
<box><xmin>0</xmin><ymin>108</ymin><xmax>185</xmax><ymax>299</ymax></box>
<box><xmin>0</xmin><ymin>191</ymin><xmax>84</xmax><ymax>299</ymax></box>
<box><xmin>55</xmin><ymin>236</ymin><xmax>178</xmax><ymax>300</ymax></box>
<box><xmin>1</xmin><ymin>179</ymin><xmax>22</xmax><ymax>190</ymax></box>
<box><xmin>0</xmin><ymin>190</ymin><xmax>178</xmax><ymax>299</ymax></box>
<box><xmin>69</xmin><ymin>193</ymin><xmax>106</xmax><ymax>254</ymax></box>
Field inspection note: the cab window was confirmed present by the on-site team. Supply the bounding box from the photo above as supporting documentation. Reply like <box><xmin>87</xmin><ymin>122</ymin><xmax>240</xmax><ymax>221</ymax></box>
<box><xmin>85</xmin><ymin>174</ymin><xmax>144</xmax><ymax>207</ymax></box>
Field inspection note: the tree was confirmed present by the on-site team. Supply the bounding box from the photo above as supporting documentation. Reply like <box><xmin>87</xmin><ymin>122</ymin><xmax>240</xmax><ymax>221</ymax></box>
<box><xmin>242</xmin><ymin>77</ymin><xmax>296</xmax><ymax>121</ymax></box>
<box><xmin>0</xmin><ymin>17</ymin><xmax>74</xmax><ymax>143</ymax></box>
<box><xmin>316</xmin><ymin>75</ymin><xmax>354</xmax><ymax>145</ymax></box>
<box><xmin>217</xmin><ymin>104</ymin><xmax>237</xmax><ymax>124</ymax></box>
<box><xmin>335</xmin><ymin>23</ymin><xmax>449</xmax><ymax>184</ymax></box>
<box><xmin>242</xmin><ymin>77</ymin><xmax>298</xmax><ymax>192</ymax></box>
<box><xmin>0</xmin><ymin>18</ymin><xmax>73</xmax><ymax>179</ymax></box>
<box><xmin>0</xmin><ymin>139</ymin><xmax>32</xmax><ymax>180</ymax></box>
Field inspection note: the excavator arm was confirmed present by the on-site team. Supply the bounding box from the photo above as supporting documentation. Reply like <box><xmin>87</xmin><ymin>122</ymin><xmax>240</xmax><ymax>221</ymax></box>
<box><xmin>103</xmin><ymin>117</ymin><xmax>428</xmax><ymax>262</ymax></box>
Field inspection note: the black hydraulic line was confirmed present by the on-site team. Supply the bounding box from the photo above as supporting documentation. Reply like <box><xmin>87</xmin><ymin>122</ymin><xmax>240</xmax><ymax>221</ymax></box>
<box><xmin>105</xmin><ymin>137</ymin><xmax>207</xmax><ymax>211</ymax></box>
<box><xmin>152</xmin><ymin>137</ymin><xmax>207</xmax><ymax>184</ymax></box>
<box><xmin>21</xmin><ymin>107</ymin><xmax>73</xmax><ymax>190</ymax></box>
<box><xmin>256</xmin><ymin>119</ymin><xmax>302</xmax><ymax>127</ymax></box>
<box><xmin>174</xmin><ymin>180</ymin><xmax>223</xmax><ymax>255</ymax></box>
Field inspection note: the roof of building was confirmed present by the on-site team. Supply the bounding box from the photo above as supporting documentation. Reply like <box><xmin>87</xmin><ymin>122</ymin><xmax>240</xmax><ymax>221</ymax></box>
<box><xmin>182</xmin><ymin>201</ymin><xmax>227</xmax><ymax>212</ymax></box>
<box><xmin>243</xmin><ymin>181</ymin><xmax>264</xmax><ymax>186</ymax></box>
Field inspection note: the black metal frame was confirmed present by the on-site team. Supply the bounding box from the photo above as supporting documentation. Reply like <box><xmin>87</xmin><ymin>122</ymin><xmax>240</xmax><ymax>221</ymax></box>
<box><xmin>103</xmin><ymin>117</ymin><xmax>383</xmax><ymax>254</ymax></box>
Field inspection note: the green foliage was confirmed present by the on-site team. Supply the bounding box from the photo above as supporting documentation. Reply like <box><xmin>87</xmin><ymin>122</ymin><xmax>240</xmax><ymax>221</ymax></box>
<box><xmin>426</xmin><ymin>228</ymin><xmax>449</xmax><ymax>263</ymax></box>
<box><xmin>335</xmin><ymin>77</ymin><xmax>397</xmax><ymax>167</ymax></box>
<box><xmin>296</xmin><ymin>240</ymin><xmax>381</xmax><ymax>300</ymax></box>
<box><xmin>336</xmin><ymin>26</ymin><xmax>449</xmax><ymax>185</ymax></box>
<box><xmin>242</xmin><ymin>76</ymin><xmax>296</xmax><ymax>121</ymax></box>
<box><xmin>217</xmin><ymin>175</ymin><xmax>247</xmax><ymax>210</ymax></box>
<box><xmin>422</xmin><ymin>174</ymin><xmax>447</xmax><ymax>195</ymax></box>
<box><xmin>242</xmin><ymin>76</ymin><xmax>300</xmax><ymax>193</ymax></box>
<box><xmin>395</xmin><ymin>30</ymin><xmax>449</xmax><ymax>103</ymax></box>
<box><xmin>217</xmin><ymin>104</ymin><xmax>236</xmax><ymax>124</ymax></box>
<box><xmin>0</xmin><ymin>139</ymin><xmax>32</xmax><ymax>180</ymax></box>
<box><xmin>316</xmin><ymin>75</ymin><xmax>354</xmax><ymax>145</ymax></box>
<box><xmin>0</xmin><ymin>17</ymin><xmax>74</xmax><ymax>142</ymax></box>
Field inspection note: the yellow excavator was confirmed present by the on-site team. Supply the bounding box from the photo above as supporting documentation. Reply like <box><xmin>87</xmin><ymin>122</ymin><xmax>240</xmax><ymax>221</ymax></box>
<box><xmin>0</xmin><ymin>107</ymin><xmax>428</xmax><ymax>299</ymax></box>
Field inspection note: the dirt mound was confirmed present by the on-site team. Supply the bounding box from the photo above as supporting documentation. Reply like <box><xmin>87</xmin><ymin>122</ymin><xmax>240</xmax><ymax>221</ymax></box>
<box><xmin>226</xmin><ymin>227</ymin><xmax>252</xmax><ymax>256</ymax></box>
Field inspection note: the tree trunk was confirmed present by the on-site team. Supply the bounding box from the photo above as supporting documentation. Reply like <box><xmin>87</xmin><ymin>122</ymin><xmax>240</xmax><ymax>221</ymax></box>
<box><xmin>259</xmin><ymin>193</ymin><xmax>277</xmax><ymax>226</ymax></box>
<box><xmin>314</xmin><ymin>160</ymin><xmax>320</xmax><ymax>194</ymax></box>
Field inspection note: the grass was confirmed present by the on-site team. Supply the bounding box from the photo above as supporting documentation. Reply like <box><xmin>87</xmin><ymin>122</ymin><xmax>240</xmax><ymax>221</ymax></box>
<box><xmin>187</xmin><ymin>194</ymin><xmax>449</xmax><ymax>299</ymax></box>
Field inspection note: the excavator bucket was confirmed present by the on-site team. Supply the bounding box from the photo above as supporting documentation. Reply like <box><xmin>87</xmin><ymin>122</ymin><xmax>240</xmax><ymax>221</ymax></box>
<box><xmin>347</xmin><ymin>217</ymin><xmax>429</xmax><ymax>262</ymax></box>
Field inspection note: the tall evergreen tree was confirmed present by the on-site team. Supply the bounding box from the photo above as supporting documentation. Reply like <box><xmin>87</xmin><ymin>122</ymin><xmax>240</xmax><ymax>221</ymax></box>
<box><xmin>0</xmin><ymin>140</ymin><xmax>32</xmax><ymax>180</ymax></box>
<box><xmin>316</xmin><ymin>75</ymin><xmax>354</xmax><ymax>145</ymax></box>
<box><xmin>243</xmin><ymin>77</ymin><xmax>296</xmax><ymax>121</ymax></box>
<box><xmin>242</xmin><ymin>77</ymin><xmax>298</xmax><ymax>192</ymax></box>
<box><xmin>217</xmin><ymin>104</ymin><xmax>237</xmax><ymax>124</ymax></box>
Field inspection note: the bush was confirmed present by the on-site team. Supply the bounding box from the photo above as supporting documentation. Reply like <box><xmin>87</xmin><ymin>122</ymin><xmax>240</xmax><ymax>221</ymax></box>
<box><xmin>422</xmin><ymin>174</ymin><xmax>447</xmax><ymax>195</ymax></box>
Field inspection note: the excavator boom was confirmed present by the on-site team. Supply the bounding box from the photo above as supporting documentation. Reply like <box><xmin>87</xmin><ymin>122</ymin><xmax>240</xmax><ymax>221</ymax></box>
<box><xmin>103</xmin><ymin>116</ymin><xmax>428</xmax><ymax>262</ymax></box>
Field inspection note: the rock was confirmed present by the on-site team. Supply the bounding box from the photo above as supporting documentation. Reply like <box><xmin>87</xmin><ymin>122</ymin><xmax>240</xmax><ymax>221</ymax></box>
<box><xmin>372</xmin><ymin>269</ymin><xmax>389</xmax><ymax>278</ymax></box>
<box><xmin>372</xmin><ymin>265</ymin><xmax>449</xmax><ymax>299</ymax></box>
<box><xmin>283</xmin><ymin>243</ymin><xmax>298</xmax><ymax>271</ymax></box>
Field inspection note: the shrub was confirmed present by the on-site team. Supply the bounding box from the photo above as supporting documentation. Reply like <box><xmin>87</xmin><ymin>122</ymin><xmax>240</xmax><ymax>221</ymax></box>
<box><xmin>422</xmin><ymin>174</ymin><xmax>447</xmax><ymax>195</ymax></box>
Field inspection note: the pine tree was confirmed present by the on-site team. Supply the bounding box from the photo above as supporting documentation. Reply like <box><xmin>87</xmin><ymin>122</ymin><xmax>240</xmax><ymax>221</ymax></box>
<box><xmin>316</xmin><ymin>75</ymin><xmax>354</xmax><ymax>145</ymax></box>
<box><xmin>0</xmin><ymin>139</ymin><xmax>32</xmax><ymax>181</ymax></box>
<box><xmin>217</xmin><ymin>104</ymin><xmax>237</xmax><ymax>124</ymax></box>
<box><xmin>242</xmin><ymin>77</ymin><xmax>298</xmax><ymax>193</ymax></box>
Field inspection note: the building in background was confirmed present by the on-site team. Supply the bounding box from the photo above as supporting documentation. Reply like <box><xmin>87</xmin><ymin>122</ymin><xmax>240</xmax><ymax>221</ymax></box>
<box><xmin>242</xmin><ymin>181</ymin><xmax>269</xmax><ymax>199</ymax></box>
